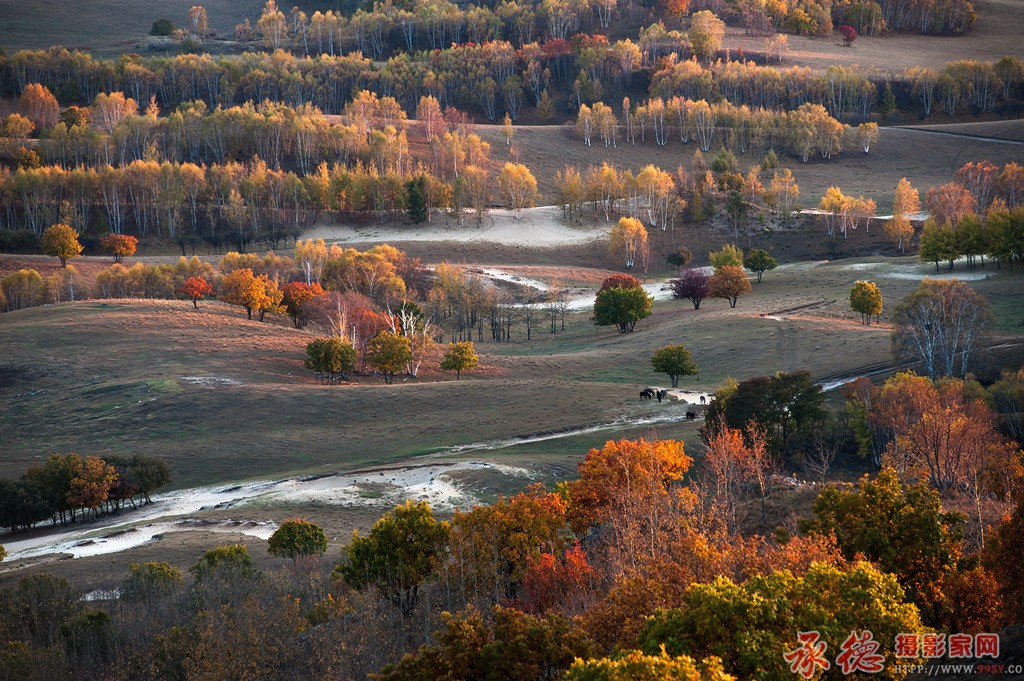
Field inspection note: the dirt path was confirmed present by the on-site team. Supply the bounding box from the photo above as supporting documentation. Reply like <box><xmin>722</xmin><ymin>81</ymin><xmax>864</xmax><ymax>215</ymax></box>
<box><xmin>893</xmin><ymin>127</ymin><xmax>1024</xmax><ymax>146</ymax></box>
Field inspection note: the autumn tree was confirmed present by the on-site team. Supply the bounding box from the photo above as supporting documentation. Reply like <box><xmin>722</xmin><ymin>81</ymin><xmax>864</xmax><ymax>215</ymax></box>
<box><xmin>708</xmin><ymin>266</ymin><xmax>751</xmax><ymax>308</ymax></box>
<box><xmin>67</xmin><ymin>456</ymin><xmax>118</xmax><ymax>519</ymax></box>
<box><xmin>268</xmin><ymin>519</ymin><xmax>328</xmax><ymax>563</ymax></box>
<box><xmin>121</xmin><ymin>562</ymin><xmax>184</xmax><ymax>601</ymax></box>
<box><xmin>440</xmin><ymin>341</ymin><xmax>479</xmax><ymax>379</ymax></box>
<box><xmin>609</xmin><ymin>217</ymin><xmax>648</xmax><ymax>269</ymax></box>
<box><xmin>849</xmin><ymin>280</ymin><xmax>883</xmax><ymax>324</ymax></box>
<box><xmin>651</xmin><ymin>345</ymin><xmax>699</xmax><ymax>388</ymax></box>
<box><xmin>891</xmin><ymin>278</ymin><xmax>992</xmax><ymax>379</ymax></box>
<box><xmin>497</xmin><ymin>163</ymin><xmax>538</xmax><ymax>218</ymax></box>
<box><xmin>281</xmin><ymin>281</ymin><xmax>326</xmax><ymax>328</ymax></box>
<box><xmin>593</xmin><ymin>278</ymin><xmax>653</xmax><ymax>333</ymax></box>
<box><xmin>366</xmin><ymin>331</ymin><xmax>412</xmax><ymax>384</ymax></box>
<box><xmin>100</xmin><ymin>234</ymin><xmax>138</xmax><ymax>263</ymax></box>
<box><xmin>379</xmin><ymin>607</ymin><xmax>592</xmax><ymax>680</ymax></box>
<box><xmin>856</xmin><ymin>121</ymin><xmax>878</xmax><ymax>153</ymax></box>
<box><xmin>219</xmin><ymin>268</ymin><xmax>282</xmax><ymax>321</ymax></box>
<box><xmin>870</xmin><ymin>372</ymin><xmax>1014</xmax><ymax>499</ymax></box>
<box><xmin>2</xmin><ymin>113</ymin><xmax>34</xmax><ymax>138</ymax></box>
<box><xmin>258</xmin><ymin>0</ymin><xmax>288</xmax><ymax>50</ymax></box>
<box><xmin>638</xmin><ymin>562</ymin><xmax>923</xmax><ymax>681</ymax></box>
<box><xmin>672</xmin><ymin>269</ymin><xmax>710</xmax><ymax>309</ymax></box>
<box><xmin>689</xmin><ymin>11</ymin><xmax>725</xmax><ymax>62</ymax></box>
<box><xmin>565</xmin><ymin>649</ymin><xmax>732</xmax><ymax>681</ymax></box>
<box><xmin>447</xmin><ymin>485</ymin><xmax>570</xmax><ymax>604</ymax></box>
<box><xmin>743</xmin><ymin>249</ymin><xmax>777</xmax><ymax>282</ymax></box>
<box><xmin>987</xmin><ymin>493</ymin><xmax>1024</xmax><ymax>624</ymax></box>
<box><xmin>801</xmin><ymin>468</ymin><xmax>962</xmax><ymax>617</ymax></box>
<box><xmin>304</xmin><ymin>337</ymin><xmax>357</xmax><ymax>383</ymax></box>
<box><xmin>177</xmin><ymin>276</ymin><xmax>213</xmax><ymax>308</ymax></box>
<box><xmin>893</xmin><ymin>177</ymin><xmax>921</xmax><ymax>221</ymax></box>
<box><xmin>336</xmin><ymin>500</ymin><xmax>450</xmax><ymax>617</ymax></box>
<box><xmin>41</xmin><ymin>224</ymin><xmax>82</xmax><ymax>268</ymax></box>
<box><xmin>18</xmin><ymin>84</ymin><xmax>59</xmax><ymax>131</ymax></box>
<box><xmin>185</xmin><ymin>5</ymin><xmax>209</xmax><ymax>40</ymax></box>
<box><xmin>566</xmin><ymin>438</ymin><xmax>693</xmax><ymax>574</ymax></box>
<box><xmin>667</xmin><ymin>246</ymin><xmax>693</xmax><ymax>275</ymax></box>
<box><xmin>926</xmin><ymin>182</ymin><xmax>977</xmax><ymax>228</ymax></box>
<box><xmin>708</xmin><ymin>244</ymin><xmax>743</xmax><ymax>271</ymax></box>
<box><xmin>884</xmin><ymin>216</ymin><xmax>915</xmax><ymax>254</ymax></box>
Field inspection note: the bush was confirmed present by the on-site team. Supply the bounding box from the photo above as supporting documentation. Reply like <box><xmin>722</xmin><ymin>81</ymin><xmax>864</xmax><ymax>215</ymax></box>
<box><xmin>150</xmin><ymin>18</ymin><xmax>176</xmax><ymax>36</ymax></box>
<box><xmin>0</xmin><ymin>229</ymin><xmax>40</xmax><ymax>254</ymax></box>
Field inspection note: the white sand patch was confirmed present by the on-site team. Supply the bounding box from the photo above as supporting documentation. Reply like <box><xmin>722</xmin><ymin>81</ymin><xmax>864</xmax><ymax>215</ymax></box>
<box><xmin>841</xmin><ymin>260</ymin><xmax>994</xmax><ymax>281</ymax></box>
<box><xmin>180</xmin><ymin>376</ymin><xmax>242</xmax><ymax>386</ymax></box>
<box><xmin>1</xmin><ymin>462</ymin><xmax>530</xmax><ymax>562</ymax></box>
<box><xmin>301</xmin><ymin>206</ymin><xmax>609</xmax><ymax>247</ymax></box>
<box><xmin>479</xmin><ymin>268</ymin><xmax>549</xmax><ymax>292</ymax></box>
<box><xmin>666</xmin><ymin>390</ymin><xmax>713</xmax><ymax>404</ymax></box>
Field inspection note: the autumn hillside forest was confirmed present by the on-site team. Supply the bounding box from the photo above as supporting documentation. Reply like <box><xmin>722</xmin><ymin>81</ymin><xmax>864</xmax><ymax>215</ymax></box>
<box><xmin>1</xmin><ymin>0</ymin><xmax>1024</xmax><ymax>678</ymax></box>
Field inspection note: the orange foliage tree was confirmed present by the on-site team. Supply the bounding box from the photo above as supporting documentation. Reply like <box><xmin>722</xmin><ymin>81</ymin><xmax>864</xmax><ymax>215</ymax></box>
<box><xmin>281</xmin><ymin>281</ymin><xmax>326</xmax><ymax>328</ymax></box>
<box><xmin>219</xmin><ymin>268</ymin><xmax>283</xmax><ymax>320</ymax></box>
<box><xmin>178</xmin><ymin>276</ymin><xmax>214</xmax><ymax>308</ymax></box>
<box><xmin>67</xmin><ymin>456</ymin><xmax>118</xmax><ymax>519</ymax></box>
<box><xmin>566</xmin><ymin>439</ymin><xmax>694</xmax><ymax>576</ymax></box>
<box><xmin>100</xmin><ymin>234</ymin><xmax>138</xmax><ymax>263</ymax></box>
<box><xmin>925</xmin><ymin>182</ymin><xmax>977</xmax><ymax>228</ymax></box>
<box><xmin>447</xmin><ymin>484</ymin><xmax>570</xmax><ymax>604</ymax></box>
<box><xmin>18</xmin><ymin>83</ymin><xmax>59</xmax><ymax>130</ymax></box>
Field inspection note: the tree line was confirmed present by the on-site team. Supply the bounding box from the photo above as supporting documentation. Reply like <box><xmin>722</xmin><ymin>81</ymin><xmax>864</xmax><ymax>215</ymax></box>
<box><xmin>2</xmin><ymin>31</ymin><xmax>1020</xmax><ymax>126</ymax></box>
<box><xmin>577</xmin><ymin>97</ymin><xmax>847</xmax><ymax>162</ymax></box>
<box><xmin>0</xmin><ymin>453</ymin><xmax>170</xmax><ymax>532</ymax></box>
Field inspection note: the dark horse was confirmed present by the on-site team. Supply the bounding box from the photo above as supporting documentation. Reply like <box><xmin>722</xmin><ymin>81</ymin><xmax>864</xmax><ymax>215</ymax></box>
<box><xmin>685</xmin><ymin>411</ymin><xmax>697</xmax><ymax>420</ymax></box>
<box><xmin>657</xmin><ymin>390</ymin><xmax>668</xmax><ymax>402</ymax></box>
<box><xmin>699</xmin><ymin>395</ymin><xmax>707</xmax><ymax>405</ymax></box>
<box><xmin>640</xmin><ymin>388</ymin><xmax>655</xmax><ymax>401</ymax></box>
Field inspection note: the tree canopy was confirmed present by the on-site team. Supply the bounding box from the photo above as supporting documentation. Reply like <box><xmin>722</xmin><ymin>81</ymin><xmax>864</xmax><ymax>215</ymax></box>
<box><xmin>337</xmin><ymin>500</ymin><xmax>450</xmax><ymax>617</ymax></box>
<box><xmin>651</xmin><ymin>345</ymin><xmax>699</xmax><ymax>388</ymax></box>
<box><xmin>593</xmin><ymin>281</ymin><xmax>653</xmax><ymax>333</ymax></box>
<box><xmin>268</xmin><ymin>519</ymin><xmax>328</xmax><ymax>562</ymax></box>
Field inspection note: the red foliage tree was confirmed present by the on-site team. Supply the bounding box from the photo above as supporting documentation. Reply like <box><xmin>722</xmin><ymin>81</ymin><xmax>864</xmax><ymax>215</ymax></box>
<box><xmin>178</xmin><ymin>276</ymin><xmax>214</xmax><ymax>308</ymax></box>
<box><xmin>599</xmin><ymin>273</ymin><xmax>642</xmax><ymax>292</ymax></box>
<box><xmin>839</xmin><ymin>25</ymin><xmax>857</xmax><ymax>46</ymax></box>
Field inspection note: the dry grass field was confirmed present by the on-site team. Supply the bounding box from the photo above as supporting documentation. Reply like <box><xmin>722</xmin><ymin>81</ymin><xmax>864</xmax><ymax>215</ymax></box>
<box><xmin>473</xmin><ymin>122</ymin><xmax>1024</xmax><ymax>211</ymax></box>
<box><xmin>0</xmin><ymin>0</ymin><xmax>263</xmax><ymax>55</ymax></box>
<box><xmin>3</xmin><ymin>256</ymin><xmax>1021</xmax><ymax>488</ymax></box>
<box><xmin>721</xmin><ymin>0</ymin><xmax>1024</xmax><ymax>75</ymax></box>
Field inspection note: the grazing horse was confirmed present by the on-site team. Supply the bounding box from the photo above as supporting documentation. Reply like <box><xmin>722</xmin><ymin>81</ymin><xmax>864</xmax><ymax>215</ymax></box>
<box><xmin>657</xmin><ymin>390</ymin><xmax>668</xmax><ymax>402</ymax></box>
<box><xmin>685</xmin><ymin>411</ymin><xmax>697</xmax><ymax>420</ymax></box>
<box><xmin>699</xmin><ymin>395</ymin><xmax>707</xmax><ymax>405</ymax></box>
<box><xmin>640</xmin><ymin>388</ymin><xmax>655</xmax><ymax>401</ymax></box>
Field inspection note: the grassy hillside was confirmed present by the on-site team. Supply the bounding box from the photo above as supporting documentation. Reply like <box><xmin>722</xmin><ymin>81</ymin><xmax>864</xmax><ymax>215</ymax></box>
<box><xmin>3</xmin><ymin>258</ymin><xmax>1020</xmax><ymax>488</ymax></box>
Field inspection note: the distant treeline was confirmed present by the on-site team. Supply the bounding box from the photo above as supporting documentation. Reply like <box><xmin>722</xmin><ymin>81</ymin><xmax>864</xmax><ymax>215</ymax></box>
<box><xmin>0</xmin><ymin>453</ymin><xmax>171</xmax><ymax>532</ymax></box>
<box><xmin>1</xmin><ymin>41</ymin><xmax>1020</xmax><ymax>125</ymax></box>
